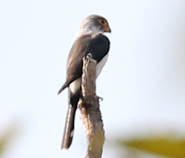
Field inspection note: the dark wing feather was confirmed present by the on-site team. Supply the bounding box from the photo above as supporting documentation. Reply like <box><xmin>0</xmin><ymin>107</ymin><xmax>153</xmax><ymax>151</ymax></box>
<box><xmin>58</xmin><ymin>33</ymin><xmax>110</xmax><ymax>94</ymax></box>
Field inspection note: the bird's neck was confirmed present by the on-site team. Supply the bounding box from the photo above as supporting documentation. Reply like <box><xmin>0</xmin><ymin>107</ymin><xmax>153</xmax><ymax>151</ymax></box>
<box><xmin>77</xmin><ymin>25</ymin><xmax>103</xmax><ymax>36</ymax></box>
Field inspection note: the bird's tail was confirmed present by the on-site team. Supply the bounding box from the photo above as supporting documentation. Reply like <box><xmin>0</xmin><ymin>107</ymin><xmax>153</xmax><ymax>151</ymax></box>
<box><xmin>61</xmin><ymin>104</ymin><xmax>77</xmax><ymax>149</ymax></box>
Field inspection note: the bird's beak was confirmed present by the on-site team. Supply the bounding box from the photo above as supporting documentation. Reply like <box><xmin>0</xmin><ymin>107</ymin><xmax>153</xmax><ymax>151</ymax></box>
<box><xmin>104</xmin><ymin>26</ymin><xmax>111</xmax><ymax>33</ymax></box>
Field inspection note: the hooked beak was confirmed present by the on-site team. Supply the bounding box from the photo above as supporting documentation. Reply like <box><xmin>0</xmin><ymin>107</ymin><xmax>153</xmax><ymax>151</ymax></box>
<box><xmin>104</xmin><ymin>26</ymin><xmax>111</xmax><ymax>33</ymax></box>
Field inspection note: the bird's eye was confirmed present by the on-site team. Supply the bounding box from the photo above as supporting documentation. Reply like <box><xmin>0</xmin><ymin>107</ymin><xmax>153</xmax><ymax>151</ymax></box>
<box><xmin>101</xmin><ymin>20</ymin><xmax>105</xmax><ymax>24</ymax></box>
<box><xmin>98</xmin><ymin>19</ymin><xmax>107</xmax><ymax>26</ymax></box>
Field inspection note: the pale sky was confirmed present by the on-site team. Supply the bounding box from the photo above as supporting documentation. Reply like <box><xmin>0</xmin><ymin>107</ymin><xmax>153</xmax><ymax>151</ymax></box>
<box><xmin>1</xmin><ymin>0</ymin><xmax>185</xmax><ymax>158</ymax></box>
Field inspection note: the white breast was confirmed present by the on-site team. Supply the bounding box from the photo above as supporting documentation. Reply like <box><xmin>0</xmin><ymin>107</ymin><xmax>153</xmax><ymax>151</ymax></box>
<box><xmin>69</xmin><ymin>54</ymin><xmax>108</xmax><ymax>94</ymax></box>
<box><xmin>96</xmin><ymin>54</ymin><xmax>109</xmax><ymax>78</ymax></box>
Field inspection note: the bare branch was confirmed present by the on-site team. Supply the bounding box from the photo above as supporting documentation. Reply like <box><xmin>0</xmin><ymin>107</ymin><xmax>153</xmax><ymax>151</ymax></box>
<box><xmin>78</xmin><ymin>54</ymin><xmax>105</xmax><ymax>158</ymax></box>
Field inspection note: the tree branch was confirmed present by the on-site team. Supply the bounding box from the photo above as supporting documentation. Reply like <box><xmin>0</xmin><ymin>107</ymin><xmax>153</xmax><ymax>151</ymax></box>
<box><xmin>78</xmin><ymin>54</ymin><xmax>105</xmax><ymax>158</ymax></box>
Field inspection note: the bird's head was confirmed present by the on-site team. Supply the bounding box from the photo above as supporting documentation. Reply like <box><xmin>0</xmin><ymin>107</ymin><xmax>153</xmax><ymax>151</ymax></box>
<box><xmin>78</xmin><ymin>15</ymin><xmax>111</xmax><ymax>35</ymax></box>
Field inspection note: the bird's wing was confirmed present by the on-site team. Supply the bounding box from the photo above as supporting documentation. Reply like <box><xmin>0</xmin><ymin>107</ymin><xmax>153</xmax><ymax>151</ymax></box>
<box><xmin>58</xmin><ymin>33</ymin><xmax>110</xmax><ymax>93</ymax></box>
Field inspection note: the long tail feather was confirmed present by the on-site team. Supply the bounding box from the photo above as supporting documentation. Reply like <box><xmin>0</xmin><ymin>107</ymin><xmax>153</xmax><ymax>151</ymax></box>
<box><xmin>61</xmin><ymin>105</ymin><xmax>77</xmax><ymax>149</ymax></box>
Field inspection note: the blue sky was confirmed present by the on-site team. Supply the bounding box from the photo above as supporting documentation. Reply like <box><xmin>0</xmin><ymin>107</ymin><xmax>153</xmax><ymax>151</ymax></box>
<box><xmin>1</xmin><ymin>0</ymin><xmax>185</xmax><ymax>158</ymax></box>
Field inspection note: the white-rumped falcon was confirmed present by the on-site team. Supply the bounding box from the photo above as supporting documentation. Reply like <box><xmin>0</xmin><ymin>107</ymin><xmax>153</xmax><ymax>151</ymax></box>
<box><xmin>58</xmin><ymin>15</ymin><xmax>111</xmax><ymax>149</ymax></box>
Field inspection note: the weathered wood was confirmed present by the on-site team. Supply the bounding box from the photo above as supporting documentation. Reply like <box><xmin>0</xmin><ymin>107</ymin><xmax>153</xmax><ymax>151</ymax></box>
<box><xmin>78</xmin><ymin>54</ymin><xmax>105</xmax><ymax>158</ymax></box>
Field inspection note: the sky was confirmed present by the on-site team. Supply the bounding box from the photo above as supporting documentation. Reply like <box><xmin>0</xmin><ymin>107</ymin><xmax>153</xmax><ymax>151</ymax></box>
<box><xmin>1</xmin><ymin>0</ymin><xmax>185</xmax><ymax>158</ymax></box>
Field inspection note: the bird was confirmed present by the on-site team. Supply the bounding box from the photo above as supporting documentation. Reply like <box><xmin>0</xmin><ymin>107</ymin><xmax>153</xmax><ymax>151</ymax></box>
<box><xmin>58</xmin><ymin>14</ymin><xmax>111</xmax><ymax>149</ymax></box>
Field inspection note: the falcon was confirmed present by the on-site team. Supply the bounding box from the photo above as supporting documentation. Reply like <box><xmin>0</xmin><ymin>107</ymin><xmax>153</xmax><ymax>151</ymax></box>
<box><xmin>58</xmin><ymin>14</ymin><xmax>111</xmax><ymax>149</ymax></box>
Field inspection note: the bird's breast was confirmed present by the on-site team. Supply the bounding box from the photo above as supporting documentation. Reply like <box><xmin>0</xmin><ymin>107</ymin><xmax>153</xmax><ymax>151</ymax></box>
<box><xmin>96</xmin><ymin>54</ymin><xmax>108</xmax><ymax>78</ymax></box>
<box><xmin>69</xmin><ymin>54</ymin><xmax>108</xmax><ymax>94</ymax></box>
